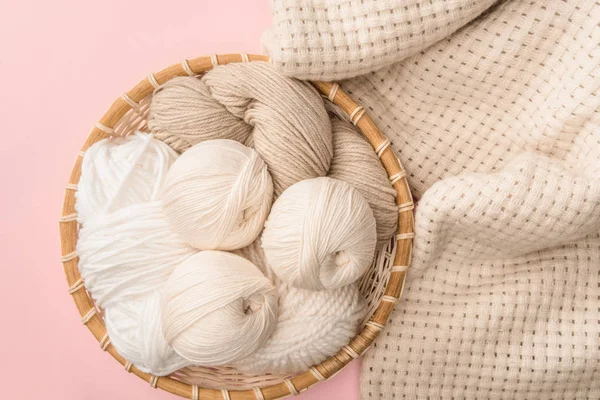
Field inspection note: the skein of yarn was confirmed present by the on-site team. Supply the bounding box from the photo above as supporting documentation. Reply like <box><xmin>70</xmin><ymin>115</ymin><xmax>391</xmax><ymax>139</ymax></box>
<box><xmin>76</xmin><ymin>131</ymin><xmax>177</xmax><ymax>224</ymax></box>
<box><xmin>328</xmin><ymin>119</ymin><xmax>398</xmax><ymax>247</ymax></box>
<box><xmin>161</xmin><ymin>139</ymin><xmax>273</xmax><ymax>250</ymax></box>
<box><xmin>262</xmin><ymin>177</ymin><xmax>377</xmax><ymax>290</ymax></box>
<box><xmin>148</xmin><ymin>62</ymin><xmax>333</xmax><ymax>196</ymax></box>
<box><xmin>76</xmin><ymin>134</ymin><xmax>195</xmax><ymax>376</ymax></box>
<box><xmin>233</xmin><ymin>283</ymin><xmax>366</xmax><ymax>374</ymax></box>
<box><xmin>161</xmin><ymin>251</ymin><xmax>278</xmax><ymax>366</ymax></box>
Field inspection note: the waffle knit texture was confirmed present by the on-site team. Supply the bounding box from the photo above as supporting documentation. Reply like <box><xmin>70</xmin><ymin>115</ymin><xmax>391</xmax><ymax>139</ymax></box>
<box><xmin>263</xmin><ymin>0</ymin><xmax>600</xmax><ymax>398</ymax></box>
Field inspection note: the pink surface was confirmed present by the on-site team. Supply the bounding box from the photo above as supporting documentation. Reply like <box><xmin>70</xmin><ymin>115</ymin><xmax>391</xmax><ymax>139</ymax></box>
<box><xmin>0</xmin><ymin>1</ymin><xmax>361</xmax><ymax>399</ymax></box>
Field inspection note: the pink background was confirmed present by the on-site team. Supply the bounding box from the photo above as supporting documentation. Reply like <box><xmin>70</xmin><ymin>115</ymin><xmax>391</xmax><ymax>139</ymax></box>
<box><xmin>0</xmin><ymin>1</ymin><xmax>360</xmax><ymax>399</ymax></box>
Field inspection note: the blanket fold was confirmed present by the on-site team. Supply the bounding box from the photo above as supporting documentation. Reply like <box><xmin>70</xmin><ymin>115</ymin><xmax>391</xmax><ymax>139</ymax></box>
<box><xmin>264</xmin><ymin>0</ymin><xmax>600</xmax><ymax>398</ymax></box>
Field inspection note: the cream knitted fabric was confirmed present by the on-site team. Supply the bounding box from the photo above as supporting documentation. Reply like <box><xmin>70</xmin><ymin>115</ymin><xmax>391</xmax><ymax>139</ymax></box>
<box><xmin>264</xmin><ymin>0</ymin><xmax>600</xmax><ymax>398</ymax></box>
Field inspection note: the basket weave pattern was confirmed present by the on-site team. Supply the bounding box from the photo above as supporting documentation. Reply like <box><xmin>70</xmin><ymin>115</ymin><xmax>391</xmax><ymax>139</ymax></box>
<box><xmin>59</xmin><ymin>53</ymin><xmax>414</xmax><ymax>400</ymax></box>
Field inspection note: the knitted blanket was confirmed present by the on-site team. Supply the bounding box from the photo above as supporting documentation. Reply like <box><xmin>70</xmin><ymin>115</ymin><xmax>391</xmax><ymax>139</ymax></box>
<box><xmin>263</xmin><ymin>1</ymin><xmax>600</xmax><ymax>398</ymax></box>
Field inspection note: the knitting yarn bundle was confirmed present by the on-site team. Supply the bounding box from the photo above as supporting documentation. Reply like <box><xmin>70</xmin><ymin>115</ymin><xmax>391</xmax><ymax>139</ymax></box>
<box><xmin>74</xmin><ymin>61</ymin><xmax>398</xmax><ymax>379</ymax></box>
<box><xmin>76</xmin><ymin>133</ymin><xmax>195</xmax><ymax>375</ymax></box>
<box><xmin>262</xmin><ymin>177</ymin><xmax>377</xmax><ymax>290</ymax></box>
<box><xmin>162</xmin><ymin>139</ymin><xmax>273</xmax><ymax>250</ymax></box>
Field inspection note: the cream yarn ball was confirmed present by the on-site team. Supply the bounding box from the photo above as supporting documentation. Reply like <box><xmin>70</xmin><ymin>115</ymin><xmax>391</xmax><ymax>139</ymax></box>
<box><xmin>76</xmin><ymin>131</ymin><xmax>177</xmax><ymax>224</ymax></box>
<box><xmin>161</xmin><ymin>251</ymin><xmax>278</xmax><ymax>365</ymax></box>
<box><xmin>233</xmin><ymin>283</ymin><xmax>366</xmax><ymax>374</ymax></box>
<box><xmin>262</xmin><ymin>177</ymin><xmax>377</xmax><ymax>290</ymax></box>
<box><xmin>161</xmin><ymin>139</ymin><xmax>273</xmax><ymax>250</ymax></box>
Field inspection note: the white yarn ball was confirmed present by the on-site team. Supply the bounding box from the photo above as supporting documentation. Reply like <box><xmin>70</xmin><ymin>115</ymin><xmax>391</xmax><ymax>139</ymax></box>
<box><xmin>161</xmin><ymin>251</ymin><xmax>278</xmax><ymax>365</ymax></box>
<box><xmin>105</xmin><ymin>292</ymin><xmax>190</xmax><ymax>376</ymax></box>
<box><xmin>233</xmin><ymin>283</ymin><xmax>366</xmax><ymax>374</ymax></box>
<box><xmin>262</xmin><ymin>177</ymin><xmax>377</xmax><ymax>290</ymax></box>
<box><xmin>76</xmin><ymin>131</ymin><xmax>177</xmax><ymax>224</ymax></box>
<box><xmin>162</xmin><ymin>139</ymin><xmax>273</xmax><ymax>251</ymax></box>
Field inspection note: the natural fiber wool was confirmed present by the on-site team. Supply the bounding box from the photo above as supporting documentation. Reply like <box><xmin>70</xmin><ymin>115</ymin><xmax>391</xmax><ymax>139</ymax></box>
<box><xmin>162</xmin><ymin>139</ymin><xmax>273</xmax><ymax>250</ymax></box>
<box><xmin>161</xmin><ymin>251</ymin><xmax>278</xmax><ymax>366</ymax></box>
<box><xmin>76</xmin><ymin>133</ymin><xmax>196</xmax><ymax>376</ymax></box>
<box><xmin>262</xmin><ymin>177</ymin><xmax>377</xmax><ymax>290</ymax></box>
<box><xmin>148</xmin><ymin>62</ymin><xmax>333</xmax><ymax>196</ymax></box>
<box><xmin>75</xmin><ymin>131</ymin><xmax>177</xmax><ymax>224</ymax></box>
<box><xmin>264</xmin><ymin>0</ymin><xmax>600</xmax><ymax>398</ymax></box>
<box><xmin>233</xmin><ymin>282</ymin><xmax>366</xmax><ymax>374</ymax></box>
<box><xmin>328</xmin><ymin>119</ymin><xmax>397</xmax><ymax>247</ymax></box>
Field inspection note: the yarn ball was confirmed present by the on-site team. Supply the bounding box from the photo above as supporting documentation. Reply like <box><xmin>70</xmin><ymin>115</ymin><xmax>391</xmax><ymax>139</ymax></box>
<box><xmin>328</xmin><ymin>119</ymin><xmax>398</xmax><ymax>247</ymax></box>
<box><xmin>233</xmin><ymin>283</ymin><xmax>366</xmax><ymax>374</ymax></box>
<box><xmin>161</xmin><ymin>251</ymin><xmax>278</xmax><ymax>366</ymax></box>
<box><xmin>161</xmin><ymin>139</ymin><xmax>273</xmax><ymax>250</ymax></box>
<box><xmin>76</xmin><ymin>131</ymin><xmax>177</xmax><ymax>224</ymax></box>
<box><xmin>148</xmin><ymin>62</ymin><xmax>333</xmax><ymax>196</ymax></box>
<box><xmin>262</xmin><ymin>177</ymin><xmax>377</xmax><ymax>290</ymax></box>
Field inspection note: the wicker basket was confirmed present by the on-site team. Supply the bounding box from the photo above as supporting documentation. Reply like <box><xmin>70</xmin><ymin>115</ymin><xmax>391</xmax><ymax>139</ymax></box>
<box><xmin>59</xmin><ymin>53</ymin><xmax>415</xmax><ymax>399</ymax></box>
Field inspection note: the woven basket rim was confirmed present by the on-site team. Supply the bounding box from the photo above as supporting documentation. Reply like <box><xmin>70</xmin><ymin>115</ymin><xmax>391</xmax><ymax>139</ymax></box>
<box><xmin>59</xmin><ymin>53</ymin><xmax>415</xmax><ymax>400</ymax></box>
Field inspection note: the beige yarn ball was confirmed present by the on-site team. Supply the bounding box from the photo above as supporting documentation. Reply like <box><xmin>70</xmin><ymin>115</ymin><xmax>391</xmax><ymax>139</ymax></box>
<box><xmin>262</xmin><ymin>177</ymin><xmax>377</xmax><ymax>290</ymax></box>
<box><xmin>148</xmin><ymin>62</ymin><xmax>332</xmax><ymax>196</ymax></box>
<box><xmin>160</xmin><ymin>251</ymin><xmax>278</xmax><ymax>366</ymax></box>
<box><xmin>161</xmin><ymin>139</ymin><xmax>273</xmax><ymax>250</ymax></box>
<box><xmin>328</xmin><ymin>119</ymin><xmax>398</xmax><ymax>247</ymax></box>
